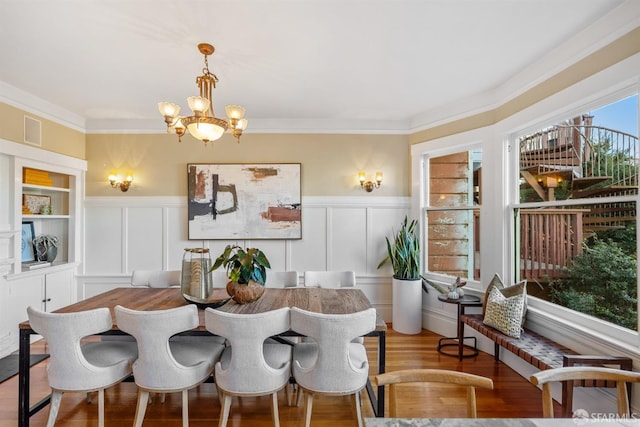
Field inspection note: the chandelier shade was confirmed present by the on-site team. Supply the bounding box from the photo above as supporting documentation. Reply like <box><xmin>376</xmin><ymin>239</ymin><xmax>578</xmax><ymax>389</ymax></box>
<box><xmin>158</xmin><ymin>43</ymin><xmax>247</xmax><ymax>145</ymax></box>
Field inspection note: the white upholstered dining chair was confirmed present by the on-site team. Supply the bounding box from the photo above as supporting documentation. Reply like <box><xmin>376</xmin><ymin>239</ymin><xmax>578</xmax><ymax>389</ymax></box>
<box><xmin>204</xmin><ymin>307</ymin><xmax>292</xmax><ymax>427</ymax></box>
<box><xmin>303</xmin><ymin>270</ymin><xmax>355</xmax><ymax>288</ymax></box>
<box><xmin>115</xmin><ymin>304</ymin><xmax>225</xmax><ymax>427</ymax></box>
<box><xmin>290</xmin><ymin>306</ymin><xmax>376</xmax><ymax>427</ymax></box>
<box><xmin>131</xmin><ymin>269</ymin><xmax>181</xmax><ymax>288</ymax></box>
<box><xmin>266</xmin><ymin>270</ymin><xmax>299</xmax><ymax>288</ymax></box>
<box><xmin>27</xmin><ymin>306</ymin><xmax>138</xmax><ymax>427</ymax></box>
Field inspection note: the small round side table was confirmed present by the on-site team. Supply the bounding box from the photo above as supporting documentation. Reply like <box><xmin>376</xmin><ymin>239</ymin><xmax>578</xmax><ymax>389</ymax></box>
<box><xmin>436</xmin><ymin>293</ymin><xmax>482</xmax><ymax>359</ymax></box>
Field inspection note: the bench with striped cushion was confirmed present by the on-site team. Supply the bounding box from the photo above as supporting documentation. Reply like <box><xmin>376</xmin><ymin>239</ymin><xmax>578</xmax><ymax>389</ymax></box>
<box><xmin>460</xmin><ymin>313</ymin><xmax>577</xmax><ymax>369</ymax></box>
<box><xmin>460</xmin><ymin>313</ymin><xmax>632</xmax><ymax>416</ymax></box>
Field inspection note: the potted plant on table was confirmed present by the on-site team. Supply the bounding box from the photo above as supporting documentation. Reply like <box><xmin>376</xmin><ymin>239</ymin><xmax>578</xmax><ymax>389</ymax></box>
<box><xmin>211</xmin><ymin>244</ymin><xmax>271</xmax><ymax>304</ymax></box>
<box><xmin>377</xmin><ymin>215</ymin><xmax>422</xmax><ymax>334</ymax></box>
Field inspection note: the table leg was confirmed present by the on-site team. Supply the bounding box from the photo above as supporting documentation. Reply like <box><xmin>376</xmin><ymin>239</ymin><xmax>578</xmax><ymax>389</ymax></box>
<box><xmin>458</xmin><ymin>304</ymin><xmax>465</xmax><ymax>361</ymax></box>
<box><xmin>437</xmin><ymin>302</ymin><xmax>478</xmax><ymax>359</ymax></box>
<box><xmin>377</xmin><ymin>331</ymin><xmax>385</xmax><ymax>417</ymax></box>
<box><xmin>364</xmin><ymin>330</ymin><xmax>386</xmax><ymax>417</ymax></box>
<box><xmin>18</xmin><ymin>328</ymin><xmax>30</xmax><ymax>427</ymax></box>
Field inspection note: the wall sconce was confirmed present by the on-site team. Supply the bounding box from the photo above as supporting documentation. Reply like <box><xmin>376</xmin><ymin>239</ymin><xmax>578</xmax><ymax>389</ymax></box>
<box><xmin>108</xmin><ymin>173</ymin><xmax>133</xmax><ymax>192</ymax></box>
<box><xmin>358</xmin><ymin>171</ymin><xmax>383</xmax><ymax>192</ymax></box>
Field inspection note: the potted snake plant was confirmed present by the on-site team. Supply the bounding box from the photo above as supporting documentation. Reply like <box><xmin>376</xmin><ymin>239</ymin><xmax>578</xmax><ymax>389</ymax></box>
<box><xmin>378</xmin><ymin>215</ymin><xmax>422</xmax><ymax>334</ymax></box>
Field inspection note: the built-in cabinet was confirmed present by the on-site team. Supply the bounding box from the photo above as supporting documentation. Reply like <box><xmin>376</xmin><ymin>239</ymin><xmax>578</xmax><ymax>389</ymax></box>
<box><xmin>0</xmin><ymin>138</ymin><xmax>86</xmax><ymax>357</ymax></box>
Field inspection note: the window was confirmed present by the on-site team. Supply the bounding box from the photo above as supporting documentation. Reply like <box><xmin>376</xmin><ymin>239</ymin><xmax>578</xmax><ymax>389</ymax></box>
<box><xmin>426</xmin><ymin>148</ymin><xmax>482</xmax><ymax>281</ymax></box>
<box><xmin>513</xmin><ymin>95</ymin><xmax>639</xmax><ymax>331</ymax></box>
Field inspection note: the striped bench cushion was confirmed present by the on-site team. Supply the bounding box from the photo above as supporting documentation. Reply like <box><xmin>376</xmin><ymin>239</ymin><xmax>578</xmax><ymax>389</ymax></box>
<box><xmin>460</xmin><ymin>313</ymin><xmax>577</xmax><ymax>370</ymax></box>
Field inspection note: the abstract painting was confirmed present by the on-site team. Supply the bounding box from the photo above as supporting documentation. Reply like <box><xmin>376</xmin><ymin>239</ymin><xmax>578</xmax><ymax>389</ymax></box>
<box><xmin>187</xmin><ymin>163</ymin><xmax>301</xmax><ymax>239</ymax></box>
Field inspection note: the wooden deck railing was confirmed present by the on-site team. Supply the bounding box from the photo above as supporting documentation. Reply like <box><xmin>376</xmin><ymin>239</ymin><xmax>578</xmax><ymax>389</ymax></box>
<box><xmin>520</xmin><ymin>121</ymin><xmax>639</xmax><ymax>188</ymax></box>
<box><xmin>519</xmin><ymin>209</ymin><xmax>587</xmax><ymax>281</ymax></box>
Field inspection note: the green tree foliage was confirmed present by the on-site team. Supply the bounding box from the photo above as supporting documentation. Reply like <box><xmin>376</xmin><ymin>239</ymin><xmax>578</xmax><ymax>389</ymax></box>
<box><xmin>550</xmin><ymin>238</ymin><xmax>637</xmax><ymax>330</ymax></box>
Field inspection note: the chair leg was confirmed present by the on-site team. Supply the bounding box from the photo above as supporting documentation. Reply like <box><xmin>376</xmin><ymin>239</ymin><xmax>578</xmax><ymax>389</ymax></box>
<box><xmin>270</xmin><ymin>391</ymin><xmax>281</xmax><ymax>427</ymax></box>
<box><xmin>218</xmin><ymin>392</ymin><xmax>232</xmax><ymax>427</ymax></box>
<box><xmin>182</xmin><ymin>389</ymin><xmax>189</xmax><ymax>427</ymax></box>
<box><xmin>133</xmin><ymin>390</ymin><xmax>150</xmax><ymax>427</ymax></box>
<box><xmin>304</xmin><ymin>392</ymin><xmax>314</xmax><ymax>427</ymax></box>
<box><xmin>98</xmin><ymin>389</ymin><xmax>105</xmax><ymax>427</ymax></box>
<box><xmin>352</xmin><ymin>391</ymin><xmax>363</xmax><ymax>427</ymax></box>
<box><xmin>285</xmin><ymin>382</ymin><xmax>292</xmax><ymax>406</ymax></box>
<box><xmin>296</xmin><ymin>387</ymin><xmax>304</xmax><ymax>407</ymax></box>
<box><xmin>46</xmin><ymin>391</ymin><xmax>63</xmax><ymax>427</ymax></box>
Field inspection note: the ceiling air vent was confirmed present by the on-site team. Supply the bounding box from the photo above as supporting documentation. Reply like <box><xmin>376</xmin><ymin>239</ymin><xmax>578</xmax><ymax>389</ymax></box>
<box><xmin>24</xmin><ymin>116</ymin><xmax>41</xmax><ymax>146</ymax></box>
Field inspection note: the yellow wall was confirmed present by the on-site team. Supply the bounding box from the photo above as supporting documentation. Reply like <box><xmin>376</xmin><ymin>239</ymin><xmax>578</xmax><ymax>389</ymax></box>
<box><xmin>86</xmin><ymin>132</ymin><xmax>410</xmax><ymax>197</ymax></box>
<box><xmin>410</xmin><ymin>27</ymin><xmax>640</xmax><ymax>144</ymax></box>
<box><xmin>0</xmin><ymin>103</ymin><xmax>85</xmax><ymax>159</ymax></box>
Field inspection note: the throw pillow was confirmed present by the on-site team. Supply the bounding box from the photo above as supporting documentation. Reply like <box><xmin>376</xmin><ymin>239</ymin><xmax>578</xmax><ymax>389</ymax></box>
<box><xmin>482</xmin><ymin>273</ymin><xmax>528</xmax><ymax>326</ymax></box>
<box><xmin>502</xmin><ymin>280</ymin><xmax>528</xmax><ymax>325</ymax></box>
<box><xmin>481</xmin><ymin>273</ymin><xmax>504</xmax><ymax>316</ymax></box>
<box><xmin>483</xmin><ymin>286</ymin><xmax>525</xmax><ymax>338</ymax></box>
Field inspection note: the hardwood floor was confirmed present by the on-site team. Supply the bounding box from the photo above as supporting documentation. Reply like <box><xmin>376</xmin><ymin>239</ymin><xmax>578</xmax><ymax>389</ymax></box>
<box><xmin>0</xmin><ymin>327</ymin><xmax>548</xmax><ymax>426</ymax></box>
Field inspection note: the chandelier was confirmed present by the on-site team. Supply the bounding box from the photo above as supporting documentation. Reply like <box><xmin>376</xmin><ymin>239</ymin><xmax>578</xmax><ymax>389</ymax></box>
<box><xmin>158</xmin><ymin>43</ymin><xmax>247</xmax><ymax>145</ymax></box>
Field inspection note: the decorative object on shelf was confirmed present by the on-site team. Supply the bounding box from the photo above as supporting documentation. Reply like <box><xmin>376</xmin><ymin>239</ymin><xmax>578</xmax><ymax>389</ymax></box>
<box><xmin>21</xmin><ymin>221</ymin><xmax>36</xmax><ymax>262</ymax></box>
<box><xmin>158</xmin><ymin>43</ymin><xmax>248</xmax><ymax>145</ymax></box>
<box><xmin>22</xmin><ymin>194</ymin><xmax>51</xmax><ymax>215</ymax></box>
<box><xmin>212</xmin><ymin>244</ymin><xmax>271</xmax><ymax>304</ymax></box>
<box><xmin>187</xmin><ymin>163</ymin><xmax>301</xmax><ymax>240</ymax></box>
<box><xmin>180</xmin><ymin>247</ymin><xmax>229</xmax><ymax>308</ymax></box>
<box><xmin>358</xmin><ymin>171</ymin><xmax>383</xmax><ymax>192</ymax></box>
<box><xmin>33</xmin><ymin>234</ymin><xmax>59</xmax><ymax>262</ymax></box>
<box><xmin>23</xmin><ymin>168</ymin><xmax>52</xmax><ymax>186</ymax></box>
<box><xmin>378</xmin><ymin>215</ymin><xmax>422</xmax><ymax>334</ymax></box>
<box><xmin>108</xmin><ymin>173</ymin><xmax>133</xmax><ymax>192</ymax></box>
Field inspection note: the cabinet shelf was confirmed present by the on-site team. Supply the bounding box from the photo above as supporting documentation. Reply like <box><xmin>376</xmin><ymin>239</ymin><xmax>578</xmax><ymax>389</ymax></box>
<box><xmin>23</xmin><ymin>183</ymin><xmax>70</xmax><ymax>193</ymax></box>
<box><xmin>22</xmin><ymin>214</ymin><xmax>70</xmax><ymax>220</ymax></box>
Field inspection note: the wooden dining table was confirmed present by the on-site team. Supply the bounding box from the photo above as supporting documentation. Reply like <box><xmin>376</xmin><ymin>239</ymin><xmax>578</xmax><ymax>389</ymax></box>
<box><xmin>18</xmin><ymin>286</ymin><xmax>387</xmax><ymax>427</ymax></box>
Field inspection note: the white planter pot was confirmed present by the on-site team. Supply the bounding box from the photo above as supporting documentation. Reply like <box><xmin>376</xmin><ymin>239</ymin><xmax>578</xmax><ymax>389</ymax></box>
<box><xmin>392</xmin><ymin>277</ymin><xmax>423</xmax><ymax>334</ymax></box>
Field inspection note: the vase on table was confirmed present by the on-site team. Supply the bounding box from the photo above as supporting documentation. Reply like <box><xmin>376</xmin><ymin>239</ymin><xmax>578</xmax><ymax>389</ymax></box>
<box><xmin>226</xmin><ymin>279</ymin><xmax>265</xmax><ymax>304</ymax></box>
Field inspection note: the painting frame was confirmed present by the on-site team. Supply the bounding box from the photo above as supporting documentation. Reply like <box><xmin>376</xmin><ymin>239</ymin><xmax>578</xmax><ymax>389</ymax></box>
<box><xmin>187</xmin><ymin>163</ymin><xmax>302</xmax><ymax>240</ymax></box>
<box><xmin>21</xmin><ymin>221</ymin><xmax>36</xmax><ymax>262</ymax></box>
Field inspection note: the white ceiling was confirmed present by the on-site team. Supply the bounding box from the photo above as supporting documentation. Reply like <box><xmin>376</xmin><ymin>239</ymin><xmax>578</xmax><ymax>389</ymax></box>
<box><xmin>0</xmin><ymin>0</ymin><xmax>634</xmax><ymax>135</ymax></box>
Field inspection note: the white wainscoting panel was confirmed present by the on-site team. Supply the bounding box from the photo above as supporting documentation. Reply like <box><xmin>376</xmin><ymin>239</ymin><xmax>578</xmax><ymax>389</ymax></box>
<box><xmin>127</xmin><ymin>207</ymin><xmax>163</xmax><ymax>272</ymax></box>
<box><xmin>81</xmin><ymin>196</ymin><xmax>410</xmax><ymax>321</ymax></box>
<box><xmin>85</xmin><ymin>206</ymin><xmax>124</xmax><ymax>274</ymax></box>
<box><xmin>328</xmin><ymin>207</ymin><xmax>367</xmax><ymax>273</ymax></box>
<box><xmin>290</xmin><ymin>206</ymin><xmax>327</xmax><ymax>271</ymax></box>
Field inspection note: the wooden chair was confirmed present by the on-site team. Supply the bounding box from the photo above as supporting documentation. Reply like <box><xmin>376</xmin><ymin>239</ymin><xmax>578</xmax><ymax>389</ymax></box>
<box><xmin>531</xmin><ymin>366</ymin><xmax>640</xmax><ymax>418</ymax></box>
<box><xmin>561</xmin><ymin>355</ymin><xmax>633</xmax><ymax>417</ymax></box>
<box><xmin>373</xmin><ymin>369</ymin><xmax>494</xmax><ymax>418</ymax></box>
